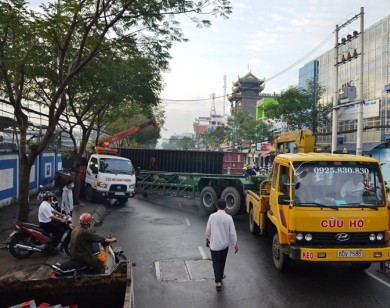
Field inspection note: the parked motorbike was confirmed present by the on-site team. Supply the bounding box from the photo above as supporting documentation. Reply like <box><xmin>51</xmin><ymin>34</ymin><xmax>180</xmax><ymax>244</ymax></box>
<box><xmin>50</xmin><ymin>238</ymin><xmax>127</xmax><ymax>277</ymax></box>
<box><xmin>8</xmin><ymin>216</ymin><xmax>73</xmax><ymax>259</ymax></box>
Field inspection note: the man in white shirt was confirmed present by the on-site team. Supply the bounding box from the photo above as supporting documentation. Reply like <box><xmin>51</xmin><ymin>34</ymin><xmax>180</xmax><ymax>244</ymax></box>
<box><xmin>340</xmin><ymin>173</ymin><xmax>365</xmax><ymax>203</ymax></box>
<box><xmin>38</xmin><ymin>192</ymin><xmax>67</xmax><ymax>249</ymax></box>
<box><xmin>205</xmin><ymin>199</ymin><xmax>238</xmax><ymax>291</ymax></box>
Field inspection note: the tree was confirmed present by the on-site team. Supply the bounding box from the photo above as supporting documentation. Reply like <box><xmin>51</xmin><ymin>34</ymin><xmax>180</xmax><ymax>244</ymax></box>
<box><xmin>200</xmin><ymin>125</ymin><xmax>230</xmax><ymax>150</ymax></box>
<box><xmin>0</xmin><ymin>0</ymin><xmax>232</xmax><ymax>222</ymax></box>
<box><xmin>264</xmin><ymin>81</ymin><xmax>332</xmax><ymax>132</ymax></box>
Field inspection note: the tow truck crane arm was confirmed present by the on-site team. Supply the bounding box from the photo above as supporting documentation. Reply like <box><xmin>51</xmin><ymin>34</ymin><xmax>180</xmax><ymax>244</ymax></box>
<box><xmin>95</xmin><ymin>119</ymin><xmax>158</xmax><ymax>154</ymax></box>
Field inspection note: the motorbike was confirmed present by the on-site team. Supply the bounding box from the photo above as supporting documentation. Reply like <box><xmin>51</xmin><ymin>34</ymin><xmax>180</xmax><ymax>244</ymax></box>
<box><xmin>50</xmin><ymin>238</ymin><xmax>127</xmax><ymax>277</ymax></box>
<box><xmin>8</xmin><ymin>215</ymin><xmax>73</xmax><ymax>259</ymax></box>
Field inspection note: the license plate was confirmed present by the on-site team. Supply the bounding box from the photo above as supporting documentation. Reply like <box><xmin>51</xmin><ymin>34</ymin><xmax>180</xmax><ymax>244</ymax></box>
<box><xmin>337</xmin><ymin>250</ymin><xmax>363</xmax><ymax>258</ymax></box>
<box><xmin>115</xmin><ymin>192</ymin><xmax>125</xmax><ymax>196</ymax></box>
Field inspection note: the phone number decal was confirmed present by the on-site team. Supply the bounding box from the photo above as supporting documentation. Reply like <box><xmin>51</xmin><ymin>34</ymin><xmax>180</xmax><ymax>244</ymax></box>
<box><xmin>313</xmin><ymin>167</ymin><xmax>369</xmax><ymax>174</ymax></box>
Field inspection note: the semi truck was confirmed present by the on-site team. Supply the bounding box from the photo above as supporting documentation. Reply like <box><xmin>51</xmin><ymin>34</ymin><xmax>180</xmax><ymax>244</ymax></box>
<box><xmin>118</xmin><ymin>147</ymin><xmax>257</xmax><ymax>215</ymax></box>
<box><xmin>55</xmin><ymin>120</ymin><xmax>158</xmax><ymax>204</ymax></box>
<box><xmin>246</xmin><ymin>152</ymin><xmax>390</xmax><ymax>271</ymax></box>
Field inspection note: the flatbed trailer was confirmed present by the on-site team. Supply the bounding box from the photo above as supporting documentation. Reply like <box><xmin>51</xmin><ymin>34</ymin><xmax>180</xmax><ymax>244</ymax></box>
<box><xmin>136</xmin><ymin>171</ymin><xmax>267</xmax><ymax>216</ymax></box>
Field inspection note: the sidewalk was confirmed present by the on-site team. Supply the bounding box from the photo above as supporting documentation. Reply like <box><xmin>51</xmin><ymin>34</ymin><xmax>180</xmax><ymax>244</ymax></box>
<box><xmin>0</xmin><ymin>194</ymin><xmax>105</xmax><ymax>281</ymax></box>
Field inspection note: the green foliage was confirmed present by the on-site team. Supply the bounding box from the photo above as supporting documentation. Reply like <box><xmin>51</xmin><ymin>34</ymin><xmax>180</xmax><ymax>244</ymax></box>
<box><xmin>0</xmin><ymin>0</ymin><xmax>232</xmax><ymax>221</ymax></box>
<box><xmin>264</xmin><ymin>80</ymin><xmax>331</xmax><ymax>132</ymax></box>
<box><xmin>200</xmin><ymin>125</ymin><xmax>230</xmax><ymax>149</ymax></box>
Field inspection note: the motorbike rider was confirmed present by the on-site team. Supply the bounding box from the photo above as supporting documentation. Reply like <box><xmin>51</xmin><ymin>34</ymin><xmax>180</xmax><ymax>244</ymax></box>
<box><xmin>70</xmin><ymin>213</ymin><xmax>117</xmax><ymax>274</ymax></box>
<box><xmin>38</xmin><ymin>191</ymin><xmax>68</xmax><ymax>250</ymax></box>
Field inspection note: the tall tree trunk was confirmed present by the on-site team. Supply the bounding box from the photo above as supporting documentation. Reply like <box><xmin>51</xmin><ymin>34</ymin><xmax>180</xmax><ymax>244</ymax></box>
<box><xmin>18</xmin><ymin>159</ymin><xmax>33</xmax><ymax>222</ymax></box>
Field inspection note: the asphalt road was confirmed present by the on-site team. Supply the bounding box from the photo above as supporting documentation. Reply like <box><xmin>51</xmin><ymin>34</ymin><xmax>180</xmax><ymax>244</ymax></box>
<box><xmin>104</xmin><ymin>195</ymin><xmax>390</xmax><ymax>308</ymax></box>
<box><xmin>1</xmin><ymin>195</ymin><xmax>390</xmax><ymax>308</ymax></box>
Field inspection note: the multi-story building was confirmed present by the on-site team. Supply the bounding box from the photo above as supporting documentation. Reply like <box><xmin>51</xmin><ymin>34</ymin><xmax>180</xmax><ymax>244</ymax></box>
<box><xmin>299</xmin><ymin>13</ymin><xmax>390</xmax><ymax>167</ymax></box>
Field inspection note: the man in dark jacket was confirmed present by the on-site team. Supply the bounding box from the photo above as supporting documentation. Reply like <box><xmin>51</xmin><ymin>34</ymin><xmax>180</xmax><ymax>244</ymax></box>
<box><xmin>70</xmin><ymin>213</ymin><xmax>117</xmax><ymax>274</ymax></box>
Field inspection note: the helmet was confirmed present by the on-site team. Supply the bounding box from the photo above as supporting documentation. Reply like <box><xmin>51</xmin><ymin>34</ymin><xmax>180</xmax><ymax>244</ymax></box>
<box><xmin>43</xmin><ymin>191</ymin><xmax>53</xmax><ymax>201</ymax></box>
<box><xmin>79</xmin><ymin>213</ymin><xmax>93</xmax><ymax>225</ymax></box>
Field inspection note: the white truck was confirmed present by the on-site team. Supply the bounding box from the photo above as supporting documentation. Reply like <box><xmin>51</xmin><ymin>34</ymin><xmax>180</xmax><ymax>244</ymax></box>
<box><xmin>84</xmin><ymin>153</ymin><xmax>136</xmax><ymax>204</ymax></box>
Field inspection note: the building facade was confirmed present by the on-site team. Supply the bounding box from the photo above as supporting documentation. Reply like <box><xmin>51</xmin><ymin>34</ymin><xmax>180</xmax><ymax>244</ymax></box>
<box><xmin>310</xmin><ymin>15</ymin><xmax>390</xmax><ymax>153</ymax></box>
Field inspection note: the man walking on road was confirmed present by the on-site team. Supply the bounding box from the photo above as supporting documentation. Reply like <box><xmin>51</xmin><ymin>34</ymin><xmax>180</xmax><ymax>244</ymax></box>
<box><xmin>205</xmin><ymin>199</ymin><xmax>238</xmax><ymax>291</ymax></box>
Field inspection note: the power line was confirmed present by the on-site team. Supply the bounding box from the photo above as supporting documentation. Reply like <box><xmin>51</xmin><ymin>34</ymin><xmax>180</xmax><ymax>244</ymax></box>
<box><xmin>161</xmin><ymin>31</ymin><xmax>336</xmax><ymax>102</ymax></box>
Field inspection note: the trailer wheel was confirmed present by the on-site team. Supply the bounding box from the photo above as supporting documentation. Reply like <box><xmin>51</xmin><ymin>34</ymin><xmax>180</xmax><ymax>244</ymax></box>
<box><xmin>85</xmin><ymin>185</ymin><xmax>95</xmax><ymax>202</ymax></box>
<box><xmin>200</xmin><ymin>186</ymin><xmax>218</xmax><ymax>213</ymax></box>
<box><xmin>272</xmin><ymin>233</ymin><xmax>289</xmax><ymax>272</ymax></box>
<box><xmin>249</xmin><ymin>207</ymin><xmax>260</xmax><ymax>235</ymax></box>
<box><xmin>221</xmin><ymin>187</ymin><xmax>241</xmax><ymax>216</ymax></box>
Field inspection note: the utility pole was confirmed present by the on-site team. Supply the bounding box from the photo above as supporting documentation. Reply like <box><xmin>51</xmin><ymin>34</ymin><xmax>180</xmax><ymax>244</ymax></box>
<box><xmin>331</xmin><ymin>8</ymin><xmax>364</xmax><ymax>155</ymax></box>
<box><xmin>356</xmin><ymin>7</ymin><xmax>364</xmax><ymax>156</ymax></box>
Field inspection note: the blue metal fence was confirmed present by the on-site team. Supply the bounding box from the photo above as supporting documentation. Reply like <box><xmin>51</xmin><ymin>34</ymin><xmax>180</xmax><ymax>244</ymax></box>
<box><xmin>0</xmin><ymin>150</ymin><xmax>62</xmax><ymax>208</ymax></box>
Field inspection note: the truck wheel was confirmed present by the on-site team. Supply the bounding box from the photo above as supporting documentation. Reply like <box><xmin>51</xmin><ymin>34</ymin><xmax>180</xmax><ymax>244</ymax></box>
<box><xmin>200</xmin><ymin>186</ymin><xmax>217</xmax><ymax>213</ymax></box>
<box><xmin>85</xmin><ymin>185</ymin><xmax>95</xmax><ymax>202</ymax></box>
<box><xmin>221</xmin><ymin>187</ymin><xmax>241</xmax><ymax>216</ymax></box>
<box><xmin>249</xmin><ymin>207</ymin><xmax>260</xmax><ymax>235</ymax></box>
<box><xmin>272</xmin><ymin>233</ymin><xmax>289</xmax><ymax>272</ymax></box>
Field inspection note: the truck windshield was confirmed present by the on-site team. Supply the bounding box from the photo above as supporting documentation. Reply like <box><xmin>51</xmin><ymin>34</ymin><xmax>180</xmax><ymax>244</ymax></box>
<box><xmin>99</xmin><ymin>158</ymin><xmax>134</xmax><ymax>175</ymax></box>
<box><xmin>292</xmin><ymin>161</ymin><xmax>385</xmax><ymax>208</ymax></box>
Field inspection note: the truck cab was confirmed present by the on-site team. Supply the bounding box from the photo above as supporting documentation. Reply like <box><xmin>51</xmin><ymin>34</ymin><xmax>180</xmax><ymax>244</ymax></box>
<box><xmin>85</xmin><ymin>154</ymin><xmax>136</xmax><ymax>204</ymax></box>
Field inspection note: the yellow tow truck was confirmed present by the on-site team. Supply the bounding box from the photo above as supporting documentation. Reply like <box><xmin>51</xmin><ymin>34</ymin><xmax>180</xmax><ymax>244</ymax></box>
<box><xmin>246</xmin><ymin>152</ymin><xmax>390</xmax><ymax>271</ymax></box>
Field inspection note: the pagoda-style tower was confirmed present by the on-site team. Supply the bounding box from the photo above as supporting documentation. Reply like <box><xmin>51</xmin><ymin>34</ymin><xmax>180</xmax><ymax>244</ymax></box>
<box><xmin>228</xmin><ymin>72</ymin><xmax>265</xmax><ymax>118</ymax></box>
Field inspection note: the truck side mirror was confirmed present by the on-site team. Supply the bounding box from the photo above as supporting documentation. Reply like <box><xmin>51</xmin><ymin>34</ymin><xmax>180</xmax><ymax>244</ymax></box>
<box><xmin>278</xmin><ymin>194</ymin><xmax>290</xmax><ymax>205</ymax></box>
<box><xmin>91</xmin><ymin>166</ymin><xmax>98</xmax><ymax>174</ymax></box>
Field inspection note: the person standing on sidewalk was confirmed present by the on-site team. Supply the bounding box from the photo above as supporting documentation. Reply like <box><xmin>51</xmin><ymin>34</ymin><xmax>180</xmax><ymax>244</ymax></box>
<box><xmin>61</xmin><ymin>179</ymin><xmax>74</xmax><ymax>216</ymax></box>
<box><xmin>205</xmin><ymin>199</ymin><xmax>238</xmax><ymax>291</ymax></box>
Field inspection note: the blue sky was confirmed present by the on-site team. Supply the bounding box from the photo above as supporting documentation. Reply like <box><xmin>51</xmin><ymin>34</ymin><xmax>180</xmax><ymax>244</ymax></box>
<box><xmin>26</xmin><ymin>1</ymin><xmax>390</xmax><ymax>140</ymax></box>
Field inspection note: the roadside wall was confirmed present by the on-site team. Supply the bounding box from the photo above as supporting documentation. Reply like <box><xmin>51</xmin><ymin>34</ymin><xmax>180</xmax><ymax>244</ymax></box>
<box><xmin>0</xmin><ymin>150</ymin><xmax>62</xmax><ymax>208</ymax></box>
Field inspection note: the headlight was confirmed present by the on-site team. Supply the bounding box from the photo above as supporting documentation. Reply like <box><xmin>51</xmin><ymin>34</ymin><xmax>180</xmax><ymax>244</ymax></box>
<box><xmin>376</xmin><ymin>233</ymin><xmax>384</xmax><ymax>241</ymax></box>
<box><xmin>305</xmin><ymin>234</ymin><xmax>312</xmax><ymax>241</ymax></box>
<box><xmin>369</xmin><ymin>233</ymin><xmax>376</xmax><ymax>241</ymax></box>
<box><xmin>97</xmin><ymin>182</ymin><xmax>107</xmax><ymax>188</ymax></box>
<box><xmin>129</xmin><ymin>184</ymin><xmax>135</xmax><ymax>189</ymax></box>
<box><xmin>296</xmin><ymin>233</ymin><xmax>304</xmax><ymax>241</ymax></box>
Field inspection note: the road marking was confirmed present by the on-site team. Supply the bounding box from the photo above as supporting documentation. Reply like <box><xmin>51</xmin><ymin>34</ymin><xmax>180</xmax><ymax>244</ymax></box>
<box><xmin>155</xmin><ymin>261</ymin><xmax>160</xmax><ymax>280</ymax></box>
<box><xmin>186</xmin><ymin>218</ymin><xmax>191</xmax><ymax>227</ymax></box>
<box><xmin>198</xmin><ymin>246</ymin><xmax>207</xmax><ymax>260</ymax></box>
<box><xmin>365</xmin><ymin>271</ymin><xmax>390</xmax><ymax>288</ymax></box>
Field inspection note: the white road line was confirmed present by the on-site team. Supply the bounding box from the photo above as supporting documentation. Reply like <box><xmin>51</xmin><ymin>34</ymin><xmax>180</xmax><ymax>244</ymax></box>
<box><xmin>198</xmin><ymin>246</ymin><xmax>207</xmax><ymax>260</ymax></box>
<box><xmin>155</xmin><ymin>261</ymin><xmax>160</xmax><ymax>280</ymax></box>
<box><xmin>186</xmin><ymin>218</ymin><xmax>191</xmax><ymax>227</ymax></box>
<box><xmin>365</xmin><ymin>271</ymin><xmax>390</xmax><ymax>288</ymax></box>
